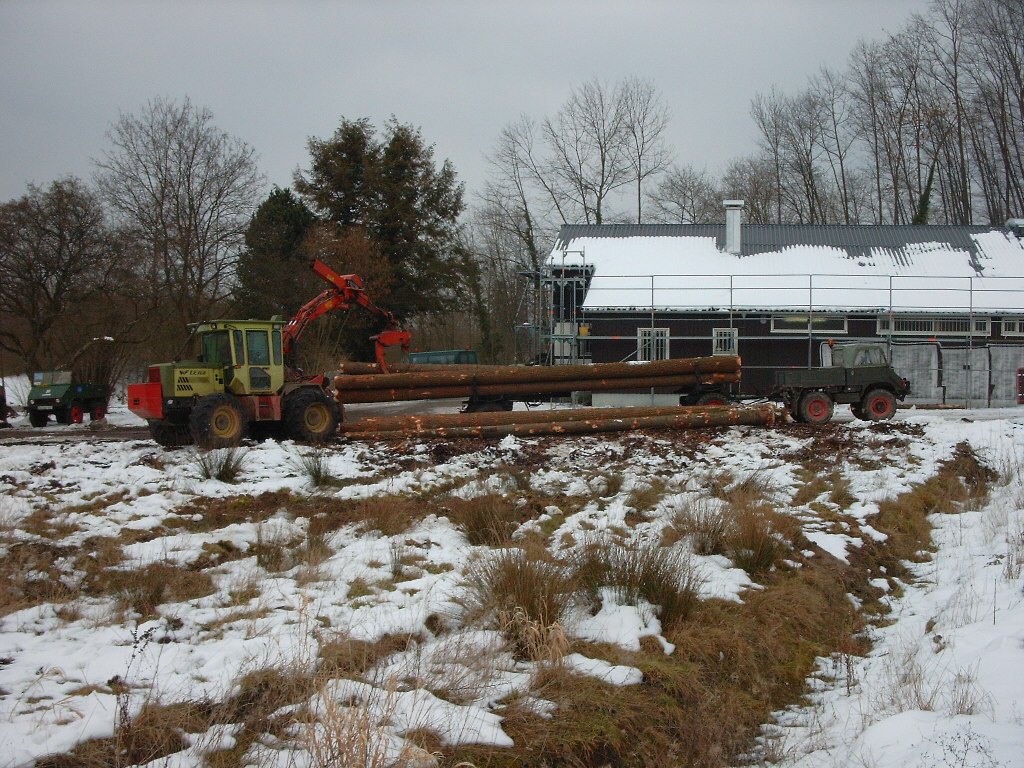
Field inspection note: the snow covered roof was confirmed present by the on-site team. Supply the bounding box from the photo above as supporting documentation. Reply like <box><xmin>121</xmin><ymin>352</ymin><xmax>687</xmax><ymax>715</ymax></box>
<box><xmin>549</xmin><ymin>224</ymin><xmax>1024</xmax><ymax>313</ymax></box>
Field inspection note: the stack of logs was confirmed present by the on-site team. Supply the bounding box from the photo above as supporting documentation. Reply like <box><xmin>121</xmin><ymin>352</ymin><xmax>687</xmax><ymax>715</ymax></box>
<box><xmin>332</xmin><ymin>356</ymin><xmax>780</xmax><ymax>439</ymax></box>
<box><xmin>333</xmin><ymin>356</ymin><xmax>742</xmax><ymax>404</ymax></box>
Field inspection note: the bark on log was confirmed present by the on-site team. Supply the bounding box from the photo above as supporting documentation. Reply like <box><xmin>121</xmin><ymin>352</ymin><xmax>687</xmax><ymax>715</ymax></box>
<box><xmin>334</xmin><ymin>356</ymin><xmax>740</xmax><ymax>390</ymax></box>
<box><xmin>340</xmin><ymin>403</ymin><xmax>780</xmax><ymax>440</ymax></box>
<box><xmin>340</xmin><ymin>404</ymin><xmax>714</xmax><ymax>433</ymax></box>
<box><xmin>334</xmin><ymin>372</ymin><xmax>740</xmax><ymax>404</ymax></box>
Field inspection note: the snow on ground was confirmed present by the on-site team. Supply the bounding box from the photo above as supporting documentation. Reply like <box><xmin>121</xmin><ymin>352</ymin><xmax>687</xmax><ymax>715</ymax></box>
<box><xmin>0</xmin><ymin>408</ymin><xmax>1022</xmax><ymax>767</ymax></box>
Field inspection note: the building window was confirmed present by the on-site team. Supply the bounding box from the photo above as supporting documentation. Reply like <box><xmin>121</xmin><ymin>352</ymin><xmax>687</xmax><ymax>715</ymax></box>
<box><xmin>1002</xmin><ymin>318</ymin><xmax>1024</xmax><ymax>337</ymax></box>
<box><xmin>770</xmin><ymin>315</ymin><xmax>848</xmax><ymax>334</ymax></box>
<box><xmin>877</xmin><ymin>315</ymin><xmax>991</xmax><ymax>337</ymax></box>
<box><xmin>713</xmin><ymin>328</ymin><xmax>738</xmax><ymax>356</ymax></box>
<box><xmin>638</xmin><ymin>328</ymin><xmax>669</xmax><ymax>361</ymax></box>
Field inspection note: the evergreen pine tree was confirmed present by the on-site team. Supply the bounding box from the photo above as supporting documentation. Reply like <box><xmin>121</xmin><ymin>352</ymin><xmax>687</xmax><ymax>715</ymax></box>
<box><xmin>234</xmin><ymin>187</ymin><xmax>316</xmax><ymax>319</ymax></box>
<box><xmin>293</xmin><ymin>118</ymin><xmax>472</xmax><ymax>322</ymax></box>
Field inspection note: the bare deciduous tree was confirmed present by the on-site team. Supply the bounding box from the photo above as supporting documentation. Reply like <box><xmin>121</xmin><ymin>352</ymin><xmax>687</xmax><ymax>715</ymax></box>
<box><xmin>95</xmin><ymin>97</ymin><xmax>264</xmax><ymax>335</ymax></box>
<box><xmin>646</xmin><ymin>165</ymin><xmax>721</xmax><ymax>224</ymax></box>
<box><xmin>621</xmin><ymin>77</ymin><xmax>672</xmax><ymax>222</ymax></box>
<box><xmin>0</xmin><ymin>178</ymin><xmax>137</xmax><ymax>379</ymax></box>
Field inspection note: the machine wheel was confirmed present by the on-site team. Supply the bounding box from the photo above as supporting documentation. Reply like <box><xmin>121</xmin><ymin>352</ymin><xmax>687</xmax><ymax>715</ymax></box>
<box><xmin>91</xmin><ymin>403</ymin><xmax>107</xmax><ymax>421</ymax></box>
<box><xmin>862</xmin><ymin>389</ymin><xmax>896</xmax><ymax>420</ymax></box>
<box><xmin>283</xmin><ymin>389</ymin><xmax>339</xmax><ymax>442</ymax></box>
<box><xmin>850</xmin><ymin>403</ymin><xmax>868</xmax><ymax>420</ymax></box>
<box><xmin>68</xmin><ymin>403</ymin><xmax>84</xmax><ymax>424</ymax></box>
<box><xmin>694</xmin><ymin>391</ymin><xmax>730</xmax><ymax>407</ymax></box>
<box><xmin>190</xmin><ymin>393</ymin><xmax>249</xmax><ymax>448</ymax></box>
<box><xmin>798</xmin><ymin>391</ymin><xmax>835</xmax><ymax>425</ymax></box>
<box><xmin>149</xmin><ymin>420</ymin><xmax>194</xmax><ymax>447</ymax></box>
<box><xmin>28</xmin><ymin>410</ymin><xmax>49</xmax><ymax>428</ymax></box>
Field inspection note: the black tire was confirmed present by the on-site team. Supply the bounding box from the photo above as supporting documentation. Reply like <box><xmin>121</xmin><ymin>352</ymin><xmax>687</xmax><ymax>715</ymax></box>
<box><xmin>149</xmin><ymin>420</ymin><xmax>194</xmax><ymax>447</ymax></box>
<box><xmin>463</xmin><ymin>396</ymin><xmax>514</xmax><ymax>413</ymax></box>
<box><xmin>55</xmin><ymin>408</ymin><xmax>70</xmax><ymax>425</ymax></box>
<box><xmin>283</xmin><ymin>389</ymin><xmax>339</xmax><ymax>442</ymax></box>
<box><xmin>694</xmin><ymin>391</ymin><xmax>730</xmax><ymax>407</ymax></box>
<box><xmin>90</xmin><ymin>402</ymin><xmax>107</xmax><ymax>421</ymax></box>
<box><xmin>68</xmin><ymin>402</ymin><xmax>85</xmax><ymax>424</ymax></box>
<box><xmin>28</xmin><ymin>410</ymin><xmax>49</xmax><ymax>428</ymax></box>
<box><xmin>850</xmin><ymin>403</ymin><xmax>868</xmax><ymax>420</ymax></box>
<box><xmin>798</xmin><ymin>391</ymin><xmax>835</xmax><ymax>424</ymax></box>
<box><xmin>190</xmin><ymin>393</ymin><xmax>249</xmax><ymax>448</ymax></box>
<box><xmin>862</xmin><ymin>388</ymin><xmax>896</xmax><ymax>421</ymax></box>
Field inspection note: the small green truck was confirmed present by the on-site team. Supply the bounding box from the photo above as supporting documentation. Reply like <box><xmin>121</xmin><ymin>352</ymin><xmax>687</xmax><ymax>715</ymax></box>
<box><xmin>773</xmin><ymin>343</ymin><xmax>910</xmax><ymax>423</ymax></box>
<box><xmin>26</xmin><ymin>371</ymin><xmax>110</xmax><ymax>427</ymax></box>
<box><xmin>681</xmin><ymin>343</ymin><xmax>910</xmax><ymax>423</ymax></box>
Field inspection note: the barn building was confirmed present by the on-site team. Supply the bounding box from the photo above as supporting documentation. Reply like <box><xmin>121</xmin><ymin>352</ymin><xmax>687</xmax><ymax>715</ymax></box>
<box><xmin>544</xmin><ymin>202</ymin><xmax>1024</xmax><ymax>407</ymax></box>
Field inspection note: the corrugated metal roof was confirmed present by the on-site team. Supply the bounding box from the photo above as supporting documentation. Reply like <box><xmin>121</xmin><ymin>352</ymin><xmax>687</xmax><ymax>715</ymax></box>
<box><xmin>554</xmin><ymin>223</ymin><xmax>1001</xmax><ymax>261</ymax></box>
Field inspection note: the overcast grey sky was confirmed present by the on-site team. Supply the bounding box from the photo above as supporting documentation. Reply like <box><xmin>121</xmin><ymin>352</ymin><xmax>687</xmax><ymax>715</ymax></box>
<box><xmin>1</xmin><ymin>0</ymin><xmax>930</xmax><ymax>205</ymax></box>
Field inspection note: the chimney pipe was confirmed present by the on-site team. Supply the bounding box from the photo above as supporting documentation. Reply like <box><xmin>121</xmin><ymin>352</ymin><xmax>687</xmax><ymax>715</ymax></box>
<box><xmin>724</xmin><ymin>200</ymin><xmax>744</xmax><ymax>255</ymax></box>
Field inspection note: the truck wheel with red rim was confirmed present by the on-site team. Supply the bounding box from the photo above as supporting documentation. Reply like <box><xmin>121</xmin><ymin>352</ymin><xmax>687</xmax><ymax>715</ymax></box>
<box><xmin>798</xmin><ymin>391</ymin><xmax>834</xmax><ymax>424</ymax></box>
<box><xmin>694</xmin><ymin>392</ymin><xmax>729</xmax><ymax>407</ymax></box>
<box><xmin>69</xmin><ymin>403</ymin><xmax>84</xmax><ymax>424</ymax></box>
<box><xmin>862</xmin><ymin>389</ymin><xmax>896</xmax><ymax>420</ymax></box>
<box><xmin>91</xmin><ymin>404</ymin><xmax>106</xmax><ymax>421</ymax></box>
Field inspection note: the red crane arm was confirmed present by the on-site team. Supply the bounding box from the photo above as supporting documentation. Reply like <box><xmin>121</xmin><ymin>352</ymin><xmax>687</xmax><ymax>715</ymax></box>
<box><xmin>282</xmin><ymin>260</ymin><xmax>412</xmax><ymax>371</ymax></box>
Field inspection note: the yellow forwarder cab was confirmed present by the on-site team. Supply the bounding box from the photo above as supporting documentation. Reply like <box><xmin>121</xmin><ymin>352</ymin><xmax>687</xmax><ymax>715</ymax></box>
<box><xmin>127</xmin><ymin>259</ymin><xmax>411</xmax><ymax>448</ymax></box>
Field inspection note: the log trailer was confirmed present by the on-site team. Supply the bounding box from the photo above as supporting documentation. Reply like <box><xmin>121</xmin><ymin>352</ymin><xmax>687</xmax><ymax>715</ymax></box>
<box><xmin>127</xmin><ymin>260</ymin><xmax>411</xmax><ymax>448</ymax></box>
<box><xmin>332</xmin><ymin>342</ymin><xmax>909</xmax><ymax>429</ymax></box>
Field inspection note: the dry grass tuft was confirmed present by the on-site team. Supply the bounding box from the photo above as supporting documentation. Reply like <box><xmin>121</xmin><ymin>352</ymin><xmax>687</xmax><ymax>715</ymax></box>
<box><xmin>573</xmin><ymin>538</ymin><xmax>704</xmax><ymax>630</ymax></box>
<box><xmin>34</xmin><ymin>700</ymin><xmax>212</xmax><ymax>768</ymax></box>
<box><xmin>102</xmin><ymin>562</ymin><xmax>216</xmax><ymax>617</ymax></box>
<box><xmin>441</xmin><ymin>494</ymin><xmax>524</xmax><ymax>546</ymax></box>
<box><xmin>667</xmin><ymin>497</ymin><xmax>731</xmax><ymax>555</ymax></box>
<box><xmin>0</xmin><ymin>540</ymin><xmax>79</xmax><ymax>616</ymax></box>
<box><xmin>707</xmin><ymin>469</ymin><xmax>778</xmax><ymax>511</ymax></box>
<box><xmin>724</xmin><ymin>506</ymin><xmax>799</xmax><ymax>575</ymax></box>
<box><xmin>463</xmin><ymin>549</ymin><xmax>577</xmax><ymax>660</ymax></box>
<box><xmin>291</xmin><ymin>446</ymin><xmax>345</xmax><ymax>489</ymax></box>
<box><xmin>357</xmin><ymin>494</ymin><xmax>430</xmax><ymax>536</ymax></box>
<box><xmin>624</xmin><ymin>477</ymin><xmax>669</xmax><ymax>513</ymax></box>
<box><xmin>192</xmin><ymin>448</ymin><xmax>248</xmax><ymax>483</ymax></box>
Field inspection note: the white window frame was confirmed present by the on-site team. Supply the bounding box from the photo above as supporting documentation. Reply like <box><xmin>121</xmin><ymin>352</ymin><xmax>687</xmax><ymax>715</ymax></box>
<box><xmin>638</xmin><ymin>327</ymin><xmax>670</xmax><ymax>361</ymax></box>
<box><xmin>770</xmin><ymin>314</ymin><xmax>848</xmax><ymax>334</ymax></box>
<box><xmin>877</xmin><ymin>315</ymin><xmax>991</xmax><ymax>337</ymax></box>
<box><xmin>1002</xmin><ymin>318</ymin><xmax>1024</xmax><ymax>337</ymax></box>
<box><xmin>713</xmin><ymin>327</ymin><xmax>739</xmax><ymax>356</ymax></box>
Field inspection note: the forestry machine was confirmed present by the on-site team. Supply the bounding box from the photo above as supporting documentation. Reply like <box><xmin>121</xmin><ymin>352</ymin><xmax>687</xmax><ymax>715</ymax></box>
<box><xmin>128</xmin><ymin>260</ymin><xmax>411</xmax><ymax>448</ymax></box>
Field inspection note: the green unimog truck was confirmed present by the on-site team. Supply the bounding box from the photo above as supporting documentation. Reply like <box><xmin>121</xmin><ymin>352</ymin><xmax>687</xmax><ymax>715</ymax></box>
<box><xmin>26</xmin><ymin>371</ymin><xmax>110</xmax><ymax>427</ymax></box>
<box><xmin>773</xmin><ymin>343</ymin><xmax>911</xmax><ymax>423</ymax></box>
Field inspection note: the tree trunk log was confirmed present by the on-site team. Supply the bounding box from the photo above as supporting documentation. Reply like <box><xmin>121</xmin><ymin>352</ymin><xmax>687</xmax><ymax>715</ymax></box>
<box><xmin>340</xmin><ymin>403</ymin><xmax>779</xmax><ymax>440</ymax></box>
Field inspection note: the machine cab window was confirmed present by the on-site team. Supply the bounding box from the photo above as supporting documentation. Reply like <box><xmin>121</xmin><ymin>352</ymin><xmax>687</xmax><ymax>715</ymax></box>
<box><xmin>202</xmin><ymin>331</ymin><xmax>234</xmax><ymax>366</ymax></box>
<box><xmin>246</xmin><ymin>330</ymin><xmax>271</xmax><ymax>366</ymax></box>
